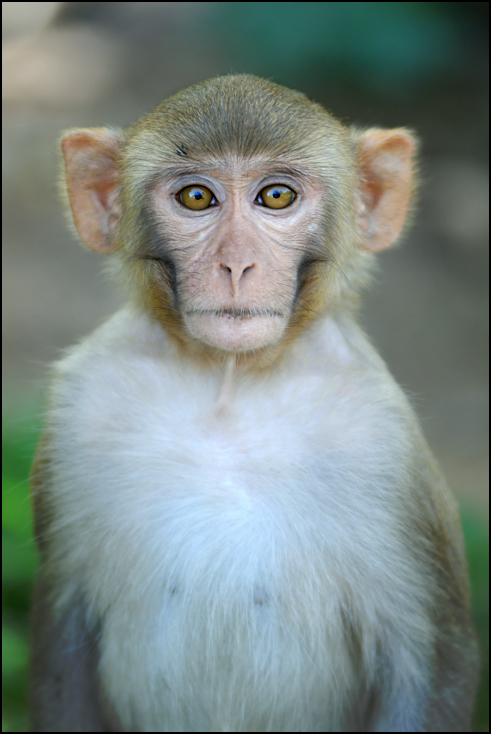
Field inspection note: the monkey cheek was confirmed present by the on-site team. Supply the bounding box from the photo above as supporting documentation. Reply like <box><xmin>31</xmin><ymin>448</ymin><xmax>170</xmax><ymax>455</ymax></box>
<box><xmin>184</xmin><ymin>313</ymin><xmax>288</xmax><ymax>352</ymax></box>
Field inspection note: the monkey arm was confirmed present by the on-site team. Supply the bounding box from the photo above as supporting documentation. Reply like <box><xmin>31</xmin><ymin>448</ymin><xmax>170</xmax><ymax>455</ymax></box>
<box><xmin>370</xmin><ymin>608</ymin><xmax>478</xmax><ymax>733</ymax></box>
<box><xmin>422</xmin><ymin>468</ymin><xmax>479</xmax><ymax>732</ymax></box>
<box><xmin>29</xmin><ymin>434</ymin><xmax>119</xmax><ymax>733</ymax></box>
<box><xmin>29</xmin><ymin>574</ymin><xmax>113</xmax><ymax>733</ymax></box>
<box><xmin>370</xmin><ymin>465</ymin><xmax>479</xmax><ymax>733</ymax></box>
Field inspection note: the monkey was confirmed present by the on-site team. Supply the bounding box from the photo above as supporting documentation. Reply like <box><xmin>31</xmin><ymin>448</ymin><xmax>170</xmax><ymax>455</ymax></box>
<box><xmin>29</xmin><ymin>75</ymin><xmax>479</xmax><ymax>732</ymax></box>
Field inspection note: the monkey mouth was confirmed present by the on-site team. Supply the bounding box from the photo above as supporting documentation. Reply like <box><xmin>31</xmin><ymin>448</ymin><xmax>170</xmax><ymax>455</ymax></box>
<box><xmin>188</xmin><ymin>308</ymin><xmax>284</xmax><ymax>320</ymax></box>
<box><xmin>184</xmin><ymin>308</ymin><xmax>288</xmax><ymax>350</ymax></box>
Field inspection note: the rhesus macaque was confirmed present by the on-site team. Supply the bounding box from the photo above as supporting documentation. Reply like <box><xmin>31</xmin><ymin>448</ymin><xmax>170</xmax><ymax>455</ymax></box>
<box><xmin>30</xmin><ymin>75</ymin><xmax>478</xmax><ymax>733</ymax></box>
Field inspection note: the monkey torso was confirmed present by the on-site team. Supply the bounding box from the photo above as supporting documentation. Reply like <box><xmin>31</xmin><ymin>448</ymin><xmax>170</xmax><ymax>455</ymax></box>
<box><xmin>45</xmin><ymin>307</ymin><xmax>447</xmax><ymax>732</ymax></box>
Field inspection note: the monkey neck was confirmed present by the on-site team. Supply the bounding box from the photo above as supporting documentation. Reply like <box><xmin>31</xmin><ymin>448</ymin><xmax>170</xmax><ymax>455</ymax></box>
<box><xmin>215</xmin><ymin>355</ymin><xmax>238</xmax><ymax>416</ymax></box>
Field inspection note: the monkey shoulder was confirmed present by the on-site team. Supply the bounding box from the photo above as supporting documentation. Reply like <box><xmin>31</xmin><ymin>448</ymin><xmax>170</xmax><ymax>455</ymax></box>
<box><xmin>49</xmin><ymin>308</ymin><xmax>414</xmax><ymax>443</ymax></box>
<box><xmin>47</xmin><ymin>308</ymin><xmax>432</xmax><ymax>480</ymax></box>
<box><xmin>45</xmin><ymin>308</ymin><xmax>445</xmax><ymax>554</ymax></box>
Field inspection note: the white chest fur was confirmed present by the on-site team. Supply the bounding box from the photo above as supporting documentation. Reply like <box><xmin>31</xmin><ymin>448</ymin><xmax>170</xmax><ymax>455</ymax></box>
<box><xmin>47</xmin><ymin>311</ymin><xmax>430</xmax><ymax>732</ymax></box>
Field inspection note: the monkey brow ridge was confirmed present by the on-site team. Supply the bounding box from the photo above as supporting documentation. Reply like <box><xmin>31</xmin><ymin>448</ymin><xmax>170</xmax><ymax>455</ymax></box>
<box><xmin>151</xmin><ymin>160</ymin><xmax>314</xmax><ymax>185</ymax></box>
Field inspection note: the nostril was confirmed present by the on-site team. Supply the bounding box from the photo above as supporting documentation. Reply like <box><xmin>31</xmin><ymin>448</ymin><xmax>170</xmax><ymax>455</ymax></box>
<box><xmin>240</xmin><ymin>264</ymin><xmax>255</xmax><ymax>280</ymax></box>
<box><xmin>219</xmin><ymin>263</ymin><xmax>255</xmax><ymax>282</ymax></box>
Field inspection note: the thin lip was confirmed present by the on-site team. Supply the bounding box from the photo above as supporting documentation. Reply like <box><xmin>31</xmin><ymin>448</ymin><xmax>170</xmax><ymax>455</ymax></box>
<box><xmin>187</xmin><ymin>308</ymin><xmax>285</xmax><ymax>319</ymax></box>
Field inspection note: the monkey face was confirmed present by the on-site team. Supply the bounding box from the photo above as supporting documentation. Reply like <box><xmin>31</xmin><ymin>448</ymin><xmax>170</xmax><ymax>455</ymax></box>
<box><xmin>146</xmin><ymin>158</ymin><xmax>324</xmax><ymax>353</ymax></box>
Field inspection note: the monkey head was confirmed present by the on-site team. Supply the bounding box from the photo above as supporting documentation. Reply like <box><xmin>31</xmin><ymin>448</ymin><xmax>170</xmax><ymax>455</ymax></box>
<box><xmin>61</xmin><ymin>75</ymin><xmax>416</xmax><ymax>362</ymax></box>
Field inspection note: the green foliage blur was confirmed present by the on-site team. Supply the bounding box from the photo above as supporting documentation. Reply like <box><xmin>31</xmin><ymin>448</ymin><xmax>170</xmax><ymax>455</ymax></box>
<box><xmin>3</xmin><ymin>407</ymin><xmax>41</xmax><ymax>733</ymax></box>
<box><xmin>209</xmin><ymin>1</ymin><xmax>488</xmax><ymax>98</ymax></box>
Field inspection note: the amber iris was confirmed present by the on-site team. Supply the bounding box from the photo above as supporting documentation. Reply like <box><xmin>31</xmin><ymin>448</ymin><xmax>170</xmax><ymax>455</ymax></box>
<box><xmin>179</xmin><ymin>185</ymin><xmax>215</xmax><ymax>210</ymax></box>
<box><xmin>259</xmin><ymin>185</ymin><xmax>295</xmax><ymax>209</ymax></box>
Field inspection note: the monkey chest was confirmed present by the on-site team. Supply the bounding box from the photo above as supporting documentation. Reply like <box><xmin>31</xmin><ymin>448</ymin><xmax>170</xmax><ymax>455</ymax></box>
<box><xmin>65</xmin><ymin>427</ymin><xmax>399</xmax><ymax>731</ymax></box>
<box><xmin>52</xmin><ymin>366</ymin><xmax>409</xmax><ymax>731</ymax></box>
<box><xmin>92</xmin><ymin>441</ymin><xmax>365</xmax><ymax>731</ymax></box>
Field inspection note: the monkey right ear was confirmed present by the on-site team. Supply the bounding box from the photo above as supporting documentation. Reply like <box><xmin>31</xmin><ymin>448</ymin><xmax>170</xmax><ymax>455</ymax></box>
<box><xmin>61</xmin><ymin>128</ymin><xmax>124</xmax><ymax>254</ymax></box>
<box><xmin>353</xmin><ymin>127</ymin><xmax>417</xmax><ymax>253</ymax></box>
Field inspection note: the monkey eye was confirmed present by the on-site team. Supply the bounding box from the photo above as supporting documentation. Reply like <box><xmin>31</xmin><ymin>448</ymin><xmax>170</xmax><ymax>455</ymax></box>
<box><xmin>257</xmin><ymin>184</ymin><xmax>296</xmax><ymax>209</ymax></box>
<box><xmin>178</xmin><ymin>185</ymin><xmax>216</xmax><ymax>210</ymax></box>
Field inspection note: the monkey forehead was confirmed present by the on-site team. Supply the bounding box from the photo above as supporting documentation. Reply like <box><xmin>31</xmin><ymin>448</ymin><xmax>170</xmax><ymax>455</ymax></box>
<box><xmin>124</xmin><ymin>75</ymin><xmax>354</xmax><ymax>181</ymax></box>
<box><xmin>147</xmin><ymin>155</ymin><xmax>322</xmax><ymax>189</ymax></box>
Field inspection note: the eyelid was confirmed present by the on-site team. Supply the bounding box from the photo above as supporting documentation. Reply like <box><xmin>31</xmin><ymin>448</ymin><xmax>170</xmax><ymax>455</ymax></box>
<box><xmin>256</xmin><ymin>176</ymin><xmax>300</xmax><ymax>192</ymax></box>
<box><xmin>171</xmin><ymin>176</ymin><xmax>219</xmax><ymax>194</ymax></box>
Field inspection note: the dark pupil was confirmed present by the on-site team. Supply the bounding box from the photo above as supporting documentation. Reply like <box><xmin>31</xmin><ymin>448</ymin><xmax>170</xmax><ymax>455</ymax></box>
<box><xmin>272</xmin><ymin>190</ymin><xmax>281</xmax><ymax>199</ymax></box>
<box><xmin>194</xmin><ymin>192</ymin><xmax>203</xmax><ymax>200</ymax></box>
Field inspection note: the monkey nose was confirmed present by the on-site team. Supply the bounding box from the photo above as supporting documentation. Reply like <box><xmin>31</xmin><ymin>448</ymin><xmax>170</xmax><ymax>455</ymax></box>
<box><xmin>220</xmin><ymin>262</ymin><xmax>256</xmax><ymax>287</ymax></box>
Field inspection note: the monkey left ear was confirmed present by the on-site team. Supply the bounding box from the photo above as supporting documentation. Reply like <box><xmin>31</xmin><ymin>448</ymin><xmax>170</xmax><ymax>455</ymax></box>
<box><xmin>61</xmin><ymin>128</ymin><xmax>125</xmax><ymax>254</ymax></box>
<box><xmin>354</xmin><ymin>128</ymin><xmax>416</xmax><ymax>252</ymax></box>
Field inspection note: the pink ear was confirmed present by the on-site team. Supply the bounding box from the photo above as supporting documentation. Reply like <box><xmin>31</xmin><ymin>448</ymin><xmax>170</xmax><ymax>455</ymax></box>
<box><xmin>355</xmin><ymin>128</ymin><xmax>416</xmax><ymax>252</ymax></box>
<box><xmin>61</xmin><ymin>128</ymin><xmax>124</xmax><ymax>254</ymax></box>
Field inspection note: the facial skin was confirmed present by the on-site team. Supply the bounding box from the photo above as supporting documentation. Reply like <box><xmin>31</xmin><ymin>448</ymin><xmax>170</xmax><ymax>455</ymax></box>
<box><xmin>150</xmin><ymin>159</ymin><xmax>322</xmax><ymax>351</ymax></box>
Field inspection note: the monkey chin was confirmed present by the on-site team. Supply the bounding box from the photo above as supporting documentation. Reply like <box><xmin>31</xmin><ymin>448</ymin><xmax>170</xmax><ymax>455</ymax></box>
<box><xmin>184</xmin><ymin>310</ymin><xmax>288</xmax><ymax>352</ymax></box>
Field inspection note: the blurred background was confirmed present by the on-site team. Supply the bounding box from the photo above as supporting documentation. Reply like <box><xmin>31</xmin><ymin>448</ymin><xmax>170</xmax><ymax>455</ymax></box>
<box><xmin>2</xmin><ymin>2</ymin><xmax>488</xmax><ymax>731</ymax></box>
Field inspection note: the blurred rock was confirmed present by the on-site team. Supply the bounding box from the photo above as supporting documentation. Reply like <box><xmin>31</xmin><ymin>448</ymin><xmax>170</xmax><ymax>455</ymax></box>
<box><xmin>2</xmin><ymin>2</ymin><xmax>59</xmax><ymax>41</ymax></box>
<box><xmin>3</xmin><ymin>25</ymin><xmax>121</xmax><ymax>106</ymax></box>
